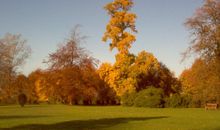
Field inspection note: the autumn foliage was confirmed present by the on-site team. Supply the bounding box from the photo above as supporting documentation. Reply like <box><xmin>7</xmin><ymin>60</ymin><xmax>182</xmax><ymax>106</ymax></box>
<box><xmin>30</xmin><ymin>28</ymin><xmax>117</xmax><ymax>105</ymax></box>
<box><xmin>0</xmin><ymin>34</ymin><xmax>31</xmax><ymax>104</ymax></box>
<box><xmin>103</xmin><ymin>0</ymin><xmax>137</xmax><ymax>54</ymax></box>
<box><xmin>100</xmin><ymin>0</ymin><xmax>180</xmax><ymax>99</ymax></box>
<box><xmin>180</xmin><ymin>0</ymin><xmax>220</xmax><ymax>106</ymax></box>
<box><xmin>0</xmin><ymin>0</ymin><xmax>219</xmax><ymax>108</ymax></box>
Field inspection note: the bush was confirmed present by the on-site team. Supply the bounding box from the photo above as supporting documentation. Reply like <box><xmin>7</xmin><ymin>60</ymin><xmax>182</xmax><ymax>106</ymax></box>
<box><xmin>134</xmin><ymin>87</ymin><xmax>164</xmax><ymax>108</ymax></box>
<box><xmin>189</xmin><ymin>99</ymin><xmax>202</xmax><ymax>108</ymax></box>
<box><xmin>165</xmin><ymin>94</ymin><xmax>182</xmax><ymax>108</ymax></box>
<box><xmin>165</xmin><ymin>94</ymin><xmax>193</xmax><ymax>108</ymax></box>
<box><xmin>18</xmin><ymin>93</ymin><xmax>27</xmax><ymax>107</ymax></box>
<box><xmin>181</xmin><ymin>95</ymin><xmax>192</xmax><ymax>108</ymax></box>
<box><xmin>121</xmin><ymin>92</ymin><xmax>137</xmax><ymax>106</ymax></box>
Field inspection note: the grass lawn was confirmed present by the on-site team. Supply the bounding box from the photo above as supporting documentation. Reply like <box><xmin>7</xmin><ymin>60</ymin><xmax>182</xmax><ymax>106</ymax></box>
<box><xmin>0</xmin><ymin>104</ymin><xmax>220</xmax><ymax>130</ymax></box>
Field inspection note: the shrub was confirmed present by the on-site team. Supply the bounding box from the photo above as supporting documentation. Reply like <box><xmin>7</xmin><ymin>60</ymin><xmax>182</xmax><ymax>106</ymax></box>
<box><xmin>18</xmin><ymin>93</ymin><xmax>27</xmax><ymax>107</ymax></box>
<box><xmin>181</xmin><ymin>95</ymin><xmax>192</xmax><ymax>108</ymax></box>
<box><xmin>165</xmin><ymin>94</ymin><xmax>193</xmax><ymax>108</ymax></box>
<box><xmin>121</xmin><ymin>92</ymin><xmax>137</xmax><ymax>106</ymax></box>
<box><xmin>134</xmin><ymin>87</ymin><xmax>164</xmax><ymax>108</ymax></box>
<box><xmin>189</xmin><ymin>99</ymin><xmax>202</xmax><ymax>108</ymax></box>
<box><xmin>165</xmin><ymin>94</ymin><xmax>182</xmax><ymax>108</ymax></box>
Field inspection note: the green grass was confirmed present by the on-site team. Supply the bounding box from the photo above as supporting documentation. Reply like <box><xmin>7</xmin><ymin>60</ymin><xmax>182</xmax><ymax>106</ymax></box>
<box><xmin>0</xmin><ymin>104</ymin><xmax>220</xmax><ymax>130</ymax></box>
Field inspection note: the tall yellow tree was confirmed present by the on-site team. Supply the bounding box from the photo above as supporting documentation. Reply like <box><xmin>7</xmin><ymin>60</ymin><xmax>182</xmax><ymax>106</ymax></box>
<box><xmin>100</xmin><ymin>0</ymin><xmax>137</xmax><ymax>96</ymax></box>
<box><xmin>98</xmin><ymin>54</ymin><xmax>136</xmax><ymax>96</ymax></box>
<box><xmin>103</xmin><ymin>0</ymin><xmax>137</xmax><ymax>54</ymax></box>
<box><xmin>100</xmin><ymin>0</ymin><xmax>179</xmax><ymax>97</ymax></box>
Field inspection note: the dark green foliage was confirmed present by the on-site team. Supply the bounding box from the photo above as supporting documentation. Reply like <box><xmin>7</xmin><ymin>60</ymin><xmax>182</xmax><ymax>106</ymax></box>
<box><xmin>165</xmin><ymin>94</ymin><xmax>193</xmax><ymax>108</ymax></box>
<box><xmin>121</xmin><ymin>92</ymin><xmax>137</xmax><ymax>106</ymax></box>
<box><xmin>134</xmin><ymin>87</ymin><xmax>164</xmax><ymax>108</ymax></box>
<box><xmin>189</xmin><ymin>99</ymin><xmax>202</xmax><ymax>108</ymax></box>
<box><xmin>18</xmin><ymin>93</ymin><xmax>27</xmax><ymax>107</ymax></box>
<box><xmin>0</xmin><ymin>98</ymin><xmax>16</xmax><ymax>105</ymax></box>
<box><xmin>165</xmin><ymin>94</ymin><xmax>183</xmax><ymax>108</ymax></box>
<box><xmin>134</xmin><ymin>62</ymin><xmax>181</xmax><ymax>96</ymax></box>
<box><xmin>180</xmin><ymin>95</ymin><xmax>192</xmax><ymax>108</ymax></box>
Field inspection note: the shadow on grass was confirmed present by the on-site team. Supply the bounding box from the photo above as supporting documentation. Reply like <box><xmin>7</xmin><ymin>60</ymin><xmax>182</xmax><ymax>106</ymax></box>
<box><xmin>0</xmin><ymin>115</ymin><xmax>49</xmax><ymax>120</ymax></box>
<box><xmin>0</xmin><ymin>116</ymin><xmax>168</xmax><ymax>130</ymax></box>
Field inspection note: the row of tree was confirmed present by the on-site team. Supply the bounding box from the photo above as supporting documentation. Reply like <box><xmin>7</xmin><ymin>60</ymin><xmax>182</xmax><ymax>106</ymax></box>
<box><xmin>0</xmin><ymin>0</ymin><xmax>219</xmax><ymax>107</ymax></box>
<box><xmin>0</xmin><ymin>28</ymin><xmax>117</xmax><ymax>105</ymax></box>
<box><xmin>99</xmin><ymin>0</ymin><xmax>220</xmax><ymax>107</ymax></box>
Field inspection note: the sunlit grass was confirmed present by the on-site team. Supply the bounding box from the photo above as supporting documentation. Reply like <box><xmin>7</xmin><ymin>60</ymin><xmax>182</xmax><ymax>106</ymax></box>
<box><xmin>0</xmin><ymin>104</ymin><xmax>220</xmax><ymax>130</ymax></box>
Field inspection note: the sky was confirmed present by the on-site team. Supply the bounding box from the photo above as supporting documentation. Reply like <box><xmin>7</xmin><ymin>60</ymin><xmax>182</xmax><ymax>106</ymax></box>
<box><xmin>0</xmin><ymin>0</ymin><xmax>203</xmax><ymax>77</ymax></box>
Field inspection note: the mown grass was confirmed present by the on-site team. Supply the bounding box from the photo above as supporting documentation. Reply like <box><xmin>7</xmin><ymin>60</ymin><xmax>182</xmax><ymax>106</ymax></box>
<box><xmin>0</xmin><ymin>104</ymin><xmax>220</xmax><ymax>130</ymax></box>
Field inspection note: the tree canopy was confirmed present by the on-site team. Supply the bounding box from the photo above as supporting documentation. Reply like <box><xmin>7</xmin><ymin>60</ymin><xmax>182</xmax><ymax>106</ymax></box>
<box><xmin>181</xmin><ymin>0</ymin><xmax>220</xmax><ymax>106</ymax></box>
<box><xmin>103</xmin><ymin>0</ymin><xmax>137</xmax><ymax>54</ymax></box>
<box><xmin>183</xmin><ymin>0</ymin><xmax>220</xmax><ymax>62</ymax></box>
<box><xmin>100</xmin><ymin>0</ymin><xmax>179</xmax><ymax>97</ymax></box>
<box><xmin>0</xmin><ymin>34</ymin><xmax>31</xmax><ymax>104</ymax></box>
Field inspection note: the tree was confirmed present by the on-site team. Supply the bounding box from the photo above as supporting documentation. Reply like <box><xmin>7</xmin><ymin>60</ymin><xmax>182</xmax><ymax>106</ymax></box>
<box><xmin>132</xmin><ymin>51</ymin><xmax>180</xmax><ymax>95</ymax></box>
<box><xmin>28</xmin><ymin>69</ymin><xmax>46</xmax><ymax>103</ymax></box>
<box><xmin>101</xmin><ymin>0</ymin><xmax>137</xmax><ymax>96</ymax></box>
<box><xmin>181</xmin><ymin>0</ymin><xmax>220</xmax><ymax>106</ymax></box>
<box><xmin>100</xmin><ymin>0</ymin><xmax>180</xmax><ymax>99</ymax></box>
<box><xmin>130</xmin><ymin>51</ymin><xmax>160</xmax><ymax>91</ymax></box>
<box><xmin>0</xmin><ymin>33</ymin><xmax>31</xmax><ymax>74</ymax></box>
<box><xmin>0</xmin><ymin>33</ymin><xmax>31</xmax><ymax>104</ymax></box>
<box><xmin>98</xmin><ymin>54</ymin><xmax>136</xmax><ymax>96</ymax></box>
<box><xmin>98</xmin><ymin>50</ymin><xmax>179</xmax><ymax>97</ymax></box>
<box><xmin>14</xmin><ymin>75</ymin><xmax>30</xmax><ymax>94</ymax></box>
<box><xmin>18</xmin><ymin>93</ymin><xmax>27</xmax><ymax>107</ymax></box>
<box><xmin>103</xmin><ymin>0</ymin><xmax>137</xmax><ymax>54</ymax></box>
<box><xmin>13</xmin><ymin>74</ymin><xmax>38</xmax><ymax>103</ymax></box>
<box><xmin>180</xmin><ymin>58</ymin><xmax>220</xmax><ymax>106</ymax></box>
<box><xmin>45</xmin><ymin>27</ymin><xmax>89</xmax><ymax>70</ymax></box>
<box><xmin>43</xmin><ymin>27</ymin><xmax>110</xmax><ymax>105</ymax></box>
<box><xmin>183</xmin><ymin>0</ymin><xmax>220</xmax><ymax>63</ymax></box>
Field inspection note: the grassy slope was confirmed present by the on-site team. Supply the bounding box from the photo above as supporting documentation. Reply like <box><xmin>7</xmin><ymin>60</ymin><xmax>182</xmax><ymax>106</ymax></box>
<box><xmin>0</xmin><ymin>104</ymin><xmax>220</xmax><ymax>130</ymax></box>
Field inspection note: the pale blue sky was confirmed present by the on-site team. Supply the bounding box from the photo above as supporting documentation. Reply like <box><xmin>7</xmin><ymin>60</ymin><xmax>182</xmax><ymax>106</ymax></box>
<box><xmin>0</xmin><ymin>0</ymin><xmax>203</xmax><ymax>76</ymax></box>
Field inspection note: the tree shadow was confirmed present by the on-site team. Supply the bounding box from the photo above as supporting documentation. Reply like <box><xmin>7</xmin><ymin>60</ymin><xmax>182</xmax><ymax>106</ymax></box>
<box><xmin>0</xmin><ymin>115</ymin><xmax>49</xmax><ymax>120</ymax></box>
<box><xmin>211</xmin><ymin>127</ymin><xmax>220</xmax><ymax>130</ymax></box>
<box><xmin>0</xmin><ymin>116</ymin><xmax>168</xmax><ymax>130</ymax></box>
